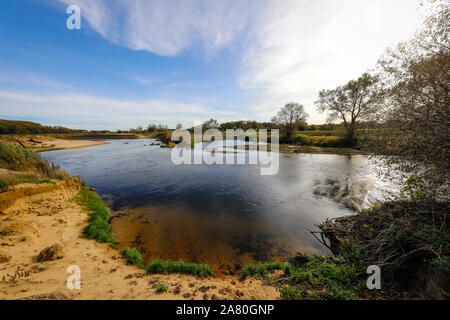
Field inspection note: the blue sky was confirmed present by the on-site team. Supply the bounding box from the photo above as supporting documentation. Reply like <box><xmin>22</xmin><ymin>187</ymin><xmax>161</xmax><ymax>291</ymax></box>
<box><xmin>0</xmin><ymin>0</ymin><xmax>425</xmax><ymax>130</ymax></box>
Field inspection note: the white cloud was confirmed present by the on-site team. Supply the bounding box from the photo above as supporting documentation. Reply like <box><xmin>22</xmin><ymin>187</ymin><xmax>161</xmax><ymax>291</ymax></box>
<box><xmin>240</xmin><ymin>0</ymin><xmax>425</xmax><ymax>123</ymax></box>
<box><xmin>54</xmin><ymin>0</ymin><xmax>425</xmax><ymax>124</ymax></box>
<box><xmin>58</xmin><ymin>0</ymin><xmax>266</xmax><ymax>56</ymax></box>
<box><xmin>0</xmin><ymin>91</ymin><xmax>240</xmax><ymax>130</ymax></box>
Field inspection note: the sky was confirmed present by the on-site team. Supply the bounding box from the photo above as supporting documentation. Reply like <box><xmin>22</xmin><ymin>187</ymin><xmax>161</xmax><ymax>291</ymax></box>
<box><xmin>0</xmin><ymin>0</ymin><xmax>426</xmax><ymax>130</ymax></box>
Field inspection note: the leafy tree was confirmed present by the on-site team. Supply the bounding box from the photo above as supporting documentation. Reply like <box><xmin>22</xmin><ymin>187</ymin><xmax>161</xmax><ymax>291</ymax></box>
<box><xmin>271</xmin><ymin>103</ymin><xmax>309</xmax><ymax>143</ymax></box>
<box><xmin>203</xmin><ymin>119</ymin><xmax>219</xmax><ymax>130</ymax></box>
<box><xmin>315</xmin><ymin>73</ymin><xmax>381</xmax><ymax>146</ymax></box>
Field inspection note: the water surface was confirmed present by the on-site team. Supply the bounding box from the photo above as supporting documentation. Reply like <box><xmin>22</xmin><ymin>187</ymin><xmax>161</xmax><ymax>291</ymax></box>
<box><xmin>43</xmin><ymin>139</ymin><xmax>389</xmax><ymax>272</ymax></box>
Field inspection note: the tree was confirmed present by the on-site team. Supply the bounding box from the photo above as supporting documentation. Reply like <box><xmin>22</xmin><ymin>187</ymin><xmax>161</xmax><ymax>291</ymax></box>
<box><xmin>147</xmin><ymin>124</ymin><xmax>157</xmax><ymax>133</ymax></box>
<box><xmin>203</xmin><ymin>119</ymin><xmax>219</xmax><ymax>130</ymax></box>
<box><xmin>176</xmin><ymin>123</ymin><xmax>183</xmax><ymax>130</ymax></box>
<box><xmin>315</xmin><ymin>73</ymin><xmax>381</xmax><ymax>145</ymax></box>
<box><xmin>363</xmin><ymin>0</ymin><xmax>449</xmax><ymax>197</ymax></box>
<box><xmin>271</xmin><ymin>103</ymin><xmax>309</xmax><ymax>142</ymax></box>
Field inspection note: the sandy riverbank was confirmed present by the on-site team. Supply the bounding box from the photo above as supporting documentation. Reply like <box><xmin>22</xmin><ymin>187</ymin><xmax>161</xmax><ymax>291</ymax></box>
<box><xmin>35</xmin><ymin>139</ymin><xmax>110</xmax><ymax>152</ymax></box>
<box><xmin>0</xmin><ymin>178</ymin><xmax>280</xmax><ymax>300</ymax></box>
<box><xmin>0</xmin><ymin>135</ymin><xmax>110</xmax><ymax>152</ymax></box>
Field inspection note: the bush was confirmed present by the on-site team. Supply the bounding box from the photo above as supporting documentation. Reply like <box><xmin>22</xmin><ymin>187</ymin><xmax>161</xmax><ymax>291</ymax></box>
<box><xmin>280</xmin><ymin>286</ymin><xmax>304</xmax><ymax>300</ymax></box>
<box><xmin>320</xmin><ymin>201</ymin><xmax>450</xmax><ymax>282</ymax></box>
<box><xmin>121</xmin><ymin>248</ymin><xmax>144</xmax><ymax>267</ymax></box>
<box><xmin>323</xmin><ymin>283</ymin><xmax>358</xmax><ymax>300</ymax></box>
<box><xmin>146</xmin><ymin>259</ymin><xmax>214</xmax><ymax>278</ymax></box>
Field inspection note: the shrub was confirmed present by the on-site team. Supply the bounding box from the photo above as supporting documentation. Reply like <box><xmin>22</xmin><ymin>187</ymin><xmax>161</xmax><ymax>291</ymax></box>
<box><xmin>280</xmin><ymin>286</ymin><xmax>304</xmax><ymax>300</ymax></box>
<box><xmin>146</xmin><ymin>259</ymin><xmax>214</xmax><ymax>278</ymax></box>
<box><xmin>324</xmin><ymin>283</ymin><xmax>358</xmax><ymax>300</ymax></box>
<box><xmin>121</xmin><ymin>248</ymin><xmax>144</xmax><ymax>267</ymax></box>
<box><xmin>320</xmin><ymin>201</ymin><xmax>450</xmax><ymax>282</ymax></box>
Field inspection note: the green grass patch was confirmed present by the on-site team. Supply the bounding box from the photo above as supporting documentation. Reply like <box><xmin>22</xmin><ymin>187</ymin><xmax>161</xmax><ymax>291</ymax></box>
<box><xmin>121</xmin><ymin>247</ymin><xmax>144</xmax><ymax>267</ymax></box>
<box><xmin>156</xmin><ymin>282</ymin><xmax>169</xmax><ymax>293</ymax></box>
<box><xmin>0</xmin><ymin>229</ymin><xmax>13</xmax><ymax>236</ymax></box>
<box><xmin>78</xmin><ymin>186</ymin><xmax>118</xmax><ymax>246</ymax></box>
<box><xmin>244</xmin><ymin>255</ymin><xmax>363</xmax><ymax>300</ymax></box>
<box><xmin>146</xmin><ymin>259</ymin><xmax>214</xmax><ymax>278</ymax></box>
<box><xmin>289</xmin><ymin>255</ymin><xmax>358</xmax><ymax>286</ymax></box>
<box><xmin>294</xmin><ymin>134</ymin><xmax>346</xmax><ymax>148</ymax></box>
<box><xmin>241</xmin><ymin>261</ymin><xmax>284</xmax><ymax>279</ymax></box>
<box><xmin>160</xmin><ymin>142</ymin><xmax>177</xmax><ymax>148</ymax></box>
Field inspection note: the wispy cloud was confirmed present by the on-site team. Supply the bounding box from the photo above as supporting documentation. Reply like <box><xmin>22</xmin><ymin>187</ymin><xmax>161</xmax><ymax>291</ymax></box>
<box><xmin>55</xmin><ymin>0</ymin><xmax>424</xmax><ymax>124</ymax></box>
<box><xmin>132</xmin><ymin>75</ymin><xmax>161</xmax><ymax>86</ymax></box>
<box><xmin>57</xmin><ymin>0</ymin><xmax>266</xmax><ymax>56</ymax></box>
<box><xmin>240</xmin><ymin>0</ymin><xmax>424</xmax><ymax>123</ymax></box>
<box><xmin>27</xmin><ymin>76</ymin><xmax>74</xmax><ymax>89</ymax></box>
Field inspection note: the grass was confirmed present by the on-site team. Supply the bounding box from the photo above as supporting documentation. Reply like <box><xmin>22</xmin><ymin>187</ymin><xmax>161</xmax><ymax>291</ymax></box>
<box><xmin>297</xmin><ymin>130</ymin><xmax>346</xmax><ymax>137</ymax></box>
<box><xmin>121</xmin><ymin>247</ymin><xmax>144</xmax><ymax>267</ymax></box>
<box><xmin>0</xmin><ymin>170</ymin><xmax>60</xmax><ymax>190</ymax></box>
<box><xmin>0</xmin><ymin>141</ymin><xmax>68</xmax><ymax>190</ymax></box>
<box><xmin>279</xmin><ymin>144</ymin><xmax>362</xmax><ymax>155</ymax></box>
<box><xmin>321</xmin><ymin>200</ymin><xmax>450</xmax><ymax>279</ymax></box>
<box><xmin>0</xmin><ymin>172</ymin><xmax>16</xmax><ymax>189</ymax></box>
<box><xmin>241</xmin><ymin>262</ymin><xmax>284</xmax><ymax>279</ymax></box>
<box><xmin>160</xmin><ymin>141</ymin><xmax>177</xmax><ymax>148</ymax></box>
<box><xmin>77</xmin><ymin>185</ymin><xmax>217</xmax><ymax>279</ymax></box>
<box><xmin>0</xmin><ymin>141</ymin><xmax>41</xmax><ymax>170</ymax></box>
<box><xmin>241</xmin><ymin>256</ymin><xmax>363</xmax><ymax>300</ymax></box>
<box><xmin>156</xmin><ymin>282</ymin><xmax>169</xmax><ymax>293</ymax></box>
<box><xmin>146</xmin><ymin>259</ymin><xmax>214</xmax><ymax>278</ymax></box>
<box><xmin>78</xmin><ymin>186</ymin><xmax>118</xmax><ymax>246</ymax></box>
<box><xmin>0</xmin><ymin>229</ymin><xmax>13</xmax><ymax>236</ymax></box>
<box><xmin>294</xmin><ymin>134</ymin><xmax>345</xmax><ymax>148</ymax></box>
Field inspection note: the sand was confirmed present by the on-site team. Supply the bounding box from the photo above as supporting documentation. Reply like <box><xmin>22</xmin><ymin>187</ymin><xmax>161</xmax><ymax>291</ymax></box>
<box><xmin>0</xmin><ymin>179</ymin><xmax>280</xmax><ymax>300</ymax></box>
<box><xmin>37</xmin><ymin>139</ymin><xmax>110</xmax><ymax>151</ymax></box>
<box><xmin>0</xmin><ymin>135</ymin><xmax>109</xmax><ymax>152</ymax></box>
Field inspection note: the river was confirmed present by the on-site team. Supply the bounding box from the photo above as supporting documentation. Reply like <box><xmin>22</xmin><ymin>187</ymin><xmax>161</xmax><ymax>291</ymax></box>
<box><xmin>42</xmin><ymin>138</ymin><xmax>395</xmax><ymax>273</ymax></box>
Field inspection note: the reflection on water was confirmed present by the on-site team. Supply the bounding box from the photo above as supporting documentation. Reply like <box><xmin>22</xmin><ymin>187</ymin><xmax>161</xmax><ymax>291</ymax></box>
<box><xmin>42</xmin><ymin>139</ymin><xmax>394</xmax><ymax>272</ymax></box>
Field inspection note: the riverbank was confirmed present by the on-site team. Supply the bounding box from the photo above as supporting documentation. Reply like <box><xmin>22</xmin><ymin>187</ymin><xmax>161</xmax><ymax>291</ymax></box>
<box><xmin>1</xmin><ymin>133</ymin><xmax>365</xmax><ymax>155</ymax></box>
<box><xmin>279</xmin><ymin>144</ymin><xmax>363</xmax><ymax>155</ymax></box>
<box><xmin>0</xmin><ymin>175</ymin><xmax>280</xmax><ymax>300</ymax></box>
<box><xmin>0</xmin><ymin>135</ymin><xmax>110</xmax><ymax>152</ymax></box>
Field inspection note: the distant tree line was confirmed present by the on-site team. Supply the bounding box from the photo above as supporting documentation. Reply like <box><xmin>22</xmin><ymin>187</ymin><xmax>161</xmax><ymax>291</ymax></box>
<box><xmin>0</xmin><ymin>119</ymin><xmax>81</xmax><ymax>134</ymax></box>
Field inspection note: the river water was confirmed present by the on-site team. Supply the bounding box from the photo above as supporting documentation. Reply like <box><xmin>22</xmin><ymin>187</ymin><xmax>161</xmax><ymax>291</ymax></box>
<box><xmin>42</xmin><ymin>139</ymin><xmax>395</xmax><ymax>273</ymax></box>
